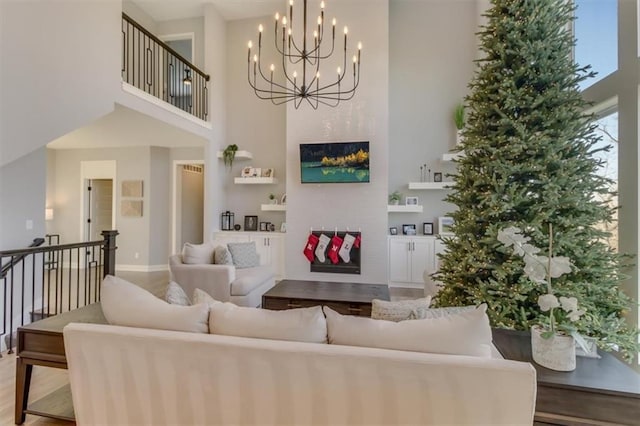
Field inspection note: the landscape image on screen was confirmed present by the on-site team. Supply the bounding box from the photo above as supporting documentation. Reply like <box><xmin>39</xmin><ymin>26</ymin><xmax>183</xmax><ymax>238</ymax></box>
<box><xmin>299</xmin><ymin>141</ymin><xmax>370</xmax><ymax>183</ymax></box>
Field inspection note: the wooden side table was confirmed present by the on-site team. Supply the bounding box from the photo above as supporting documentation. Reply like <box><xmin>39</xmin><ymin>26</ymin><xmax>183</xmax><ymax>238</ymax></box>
<box><xmin>15</xmin><ymin>303</ymin><xmax>106</xmax><ymax>424</ymax></box>
<box><xmin>492</xmin><ymin>328</ymin><xmax>640</xmax><ymax>425</ymax></box>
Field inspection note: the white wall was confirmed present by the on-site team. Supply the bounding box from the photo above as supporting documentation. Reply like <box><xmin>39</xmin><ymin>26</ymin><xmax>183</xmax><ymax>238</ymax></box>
<box><xmin>156</xmin><ymin>17</ymin><xmax>205</xmax><ymax>70</ymax></box>
<box><xmin>388</xmin><ymin>0</ymin><xmax>478</xmax><ymax>232</ymax></box>
<box><xmin>149</xmin><ymin>147</ymin><xmax>171</xmax><ymax>266</ymax></box>
<box><xmin>123</xmin><ymin>0</ymin><xmax>158</xmax><ymax>34</ymax></box>
<box><xmin>224</xmin><ymin>16</ymin><xmax>287</xmax><ymax>231</ymax></box>
<box><xmin>285</xmin><ymin>0</ymin><xmax>389</xmax><ymax>283</ymax></box>
<box><xmin>204</xmin><ymin>4</ymin><xmax>228</xmax><ymax>239</ymax></box>
<box><xmin>0</xmin><ymin>0</ymin><xmax>120</xmax><ymax>167</ymax></box>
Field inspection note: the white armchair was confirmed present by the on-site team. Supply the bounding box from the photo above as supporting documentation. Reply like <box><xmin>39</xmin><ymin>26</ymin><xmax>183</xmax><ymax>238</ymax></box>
<box><xmin>168</xmin><ymin>255</ymin><xmax>275</xmax><ymax>307</ymax></box>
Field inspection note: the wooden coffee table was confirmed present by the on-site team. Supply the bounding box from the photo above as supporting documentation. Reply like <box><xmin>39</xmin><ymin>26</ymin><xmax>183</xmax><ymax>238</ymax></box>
<box><xmin>262</xmin><ymin>279</ymin><xmax>390</xmax><ymax>317</ymax></box>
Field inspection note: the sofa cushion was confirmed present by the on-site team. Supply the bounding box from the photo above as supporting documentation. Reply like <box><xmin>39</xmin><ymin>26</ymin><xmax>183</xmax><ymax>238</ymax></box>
<box><xmin>182</xmin><ymin>242</ymin><xmax>214</xmax><ymax>264</ymax></box>
<box><xmin>101</xmin><ymin>275</ymin><xmax>209</xmax><ymax>333</ymax></box>
<box><xmin>371</xmin><ymin>297</ymin><xmax>432</xmax><ymax>321</ymax></box>
<box><xmin>213</xmin><ymin>245</ymin><xmax>233</xmax><ymax>265</ymax></box>
<box><xmin>165</xmin><ymin>281</ymin><xmax>191</xmax><ymax>306</ymax></box>
<box><xmin>209</xmin><ymin>303</ymin><xmax>327</xmax><ymax>343</ymax></box>
<box><xmin>324</xmin><ymin>304</ymin><xmax>492</xmax><ymax>357</ymax></box>
<box><xmin>227</xmin><ymin>242</ymin><xmax>260</xmax><ymax>269</ymax></box>
<box><xmin>231</xmin><ymin>265</ymin><xmax>275</xmax><ymax>296</ymax></box>
<box><xmin>410</xmin><ymin>305</ymin><xmax>477</xmax><ymax>319</ymax></box>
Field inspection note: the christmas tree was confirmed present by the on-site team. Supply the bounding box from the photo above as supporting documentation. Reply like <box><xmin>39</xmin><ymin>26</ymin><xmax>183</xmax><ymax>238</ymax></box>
<box><xmin>435</xmin><ymin>0</ymin><xmax>639</xmax><ymax>360</ymax></box>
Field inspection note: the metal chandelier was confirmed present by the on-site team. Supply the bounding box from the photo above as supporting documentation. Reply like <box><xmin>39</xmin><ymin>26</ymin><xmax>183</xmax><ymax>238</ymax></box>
<box><xmin>247</xmin><ymin>0</ymin><xmax>362</xmax><ymax>109</ymax></box>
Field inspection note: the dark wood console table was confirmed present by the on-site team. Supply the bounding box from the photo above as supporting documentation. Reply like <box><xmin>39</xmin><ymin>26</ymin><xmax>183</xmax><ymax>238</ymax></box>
<box><xmin>492</xmin><ymin>328</ymin><xmax>640</xmax><ymax>425</ymax></box>
<box><xmin>15</xmin><ymin>303</ymin><xmax>106</xmax><ymax>424</ymax></box>
<box><xmin>262</xmin><ymin>279</ymin><xmax>390</xmax><ymax>317</ymax></box>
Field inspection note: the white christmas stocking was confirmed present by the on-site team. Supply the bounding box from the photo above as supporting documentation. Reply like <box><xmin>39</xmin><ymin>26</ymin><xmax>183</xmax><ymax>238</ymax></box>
<box><xmin>339</xmin><ymin>233</ymin><xmax>356</xmax><ymax>263</ymax></box>
<box><xmin>315</xmin><ymin>234</ymin><xmax>331</xmax><ymax>262</ymax></box>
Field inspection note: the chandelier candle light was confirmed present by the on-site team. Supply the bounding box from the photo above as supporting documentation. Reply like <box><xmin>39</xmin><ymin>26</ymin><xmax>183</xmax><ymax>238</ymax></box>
<box><xmin>247</xmin><ymin>0</ymin><xmax>362</xmax><ymax>109</ymax></box>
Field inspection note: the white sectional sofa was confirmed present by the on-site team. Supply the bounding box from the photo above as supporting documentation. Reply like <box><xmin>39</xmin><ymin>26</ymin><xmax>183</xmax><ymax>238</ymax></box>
<box><xmin>63</xmin><ymin>275</ymin><xmax>537</xmax><ymax>425</ymax></box>
<box><xmin>64</xmin><ymin>322</ymin><xmax>536</xmax><ymax>425</ymax></box>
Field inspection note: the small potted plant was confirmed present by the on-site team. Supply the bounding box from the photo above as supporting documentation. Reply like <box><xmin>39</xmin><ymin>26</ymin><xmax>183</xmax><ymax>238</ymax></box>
<box><xmin>268</xmin><ymin>193</ymin><xmax>277</xmax><ymax>204</ymax></box>
<box><xmin>388</xmin><ymin>191</ymin><xmax>402</xmax><ymax>205</ymax></box>
<box><xmin>223</xmin><ymin>144</ymin><xmax>238</xmax><ymax>169</ymax></box>
<box><xmin>453</xmin><ymin>103</ymin><xmax>465</xmax><ymax>146</ymax></box>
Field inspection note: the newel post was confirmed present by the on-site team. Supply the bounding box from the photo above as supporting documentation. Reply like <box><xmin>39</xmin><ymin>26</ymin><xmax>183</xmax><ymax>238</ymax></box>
<box><xmin>101</xmin><ymin>230</ymin><xmax>119</xmax><ymax>277</ymax></box>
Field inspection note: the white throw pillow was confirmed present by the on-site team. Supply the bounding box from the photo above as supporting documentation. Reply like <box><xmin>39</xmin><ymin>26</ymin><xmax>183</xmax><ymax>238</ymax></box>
<box><xmin>192</xmin><ymin>288</ymin><xmax>217</xmax><ymax>306</ymax></box>
<box><xmin>101</xmin><ymin>275</ymin><xmax>209</xmax><ymax>333</ymax></box>
<box><xmin>213</xmin><ymin>245</ymin><xmax>233</xmax><ymax>265</ymax></box>
<box><xmin>324</xmin><ymin>304</ymin><xmax>492</xmax><ymax>358</ymax></box>
<box><xmin>165</xmin><ymin>281</ymin><xmax>191</xmax><ymax>306</ymax></box>
<box><xmin>181</xmin><ymin>242</ymin><xmax>214</xmax><ymax>264</ymax></box>
<box><xmin>209</xmin><ymin>303</ymin><xmax>327</xmax><ymax>343</ymax></box>
<box><xmin>410</xmin><ymin>305</ymin><xmax>476</xmax><ymax>320</ymax></box>
<box><xmin>371</xmin><ymin>297</ymin><xmax>432</xmax><ymax>321</ymax></box>
<box><xmin>227</xmin><ymin>242</ymin><xmax>260</xmax><ymax>269</ymax></box>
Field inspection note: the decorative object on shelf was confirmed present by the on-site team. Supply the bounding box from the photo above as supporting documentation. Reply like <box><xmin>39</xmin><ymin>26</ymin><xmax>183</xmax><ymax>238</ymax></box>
<box><xmin>260</xmin><ymin>222</ymin><xmax>269</xmax><ymax>232</ymax></box>
<box><xmin>252</xmin><ymin>168</ymin><xmax>262</xmax><ymax>177</ymax></box>
<box><xmin>453</xmin><ymin>103</ymin><xmax>465</xmax><ymax>146</ymax></box>
<box><xmin>389</xmin><ymin>191</ymin><xmax>402</xmax><ymax>205</ymax></box>
<box><xmin>244</xmin><ymin>215</ymin><xmax>258</xmax><ymax>231</ymax></box>
<box><xmin>389</xmin><ymin>227</ymin><xmax>398</xmax><ymax>235</ymax></box>
<box><xmin>234</xmin><ymin>224</ymin><xmax>241</xmax><ymax>231</ymax></box>
<box><xmin>246</xmin><ymin>0</ymin><xmax>362</xmax><ymax>109</ymax></box>
<box><xmin>420</xmin><ymin>164</ymin><xmax>430</xmax><ymax>182</ymax></box>
<box><xmin>268</xmin><ymin>193</ymin><xmax>277</xmax><ymax>204</ymax></box>
<box><xmin>281</xmin><ymin>193</ymin><xmax>287</xmax><ymax>204</ymax></box>
<box><xmin>223</xmin><ymin>144</ymin><xmax>238</xmax><ymax>169</ymax></box>
<box><xmin>405</xmin><ymin>196</ymin><xmax>418</xmax><ymax>206</ymax></box>
<box><xmin>498</xmin><ymin>225</ymin><xmax>588</xmax><ymax>372</ymax></box>
<box><xmin>423</xmin><ymin>222</ymin><xmax>434</xmax><ymax>235</ymax></box>
<box><xmin>280</xmin><ymin>222</ymin><xmax>287</xmax><ymax>233</ymax></box>
<box><xmin>438</xmin><ymin>217</ymin><xmax>454</xmax><ymax>235</ymax></box>
<box><xmin>221</xmin><ymin>211</ymin><xmax>235</xmax><ymax>231</ymax></box>
<box><xmin>402</xmin><ymin>224</ymin><xmax>416</xmax><ymax>236</ymax></box>
<box><xmin>433</xmin><ymin>172</ymin><xmax>442</xmax><ymax>182</ymax></box>
<box><xmin>241</xmin><ymin>166</ymin><xmax>253</xmax><ymax>177</ymax></box>
<box><xmin>262</xmin><ymin>168</ymin><xmax>274</xmax><ymax>178</ymax></box>
<box><xmin>270</xmin><ymin>223</ymin><xmax>276</xmax><ymax>232</ymax></box>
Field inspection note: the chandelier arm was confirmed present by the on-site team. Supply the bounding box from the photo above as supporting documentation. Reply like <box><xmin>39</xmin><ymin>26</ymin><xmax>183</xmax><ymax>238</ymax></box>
<box><xmin>254</xmin><ymin>56</ymin><xmax>292</xmax><ymax>93</ymax></box>
<box><xmin>281</xmin><ymin>45</ymin><xmax>300</xmax><ymax>94</ymax></box>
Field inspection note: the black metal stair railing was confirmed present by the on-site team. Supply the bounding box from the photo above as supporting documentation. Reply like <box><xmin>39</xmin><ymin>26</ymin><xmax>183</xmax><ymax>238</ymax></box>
<box><xmin>122</xmin><ymin>13</ymin><xmax>210</xmax><ymax>121</ymax></box>
<box><xmin>0</xmin><ymin>230</ymin><xmax>118</xmax><ymax>355</ymax></box>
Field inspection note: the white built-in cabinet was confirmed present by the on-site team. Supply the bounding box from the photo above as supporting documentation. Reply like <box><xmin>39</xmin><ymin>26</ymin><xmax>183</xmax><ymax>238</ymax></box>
<box><xmin>213</xmin><ymin>231</ymin><xmax>285</xmax><ymax>280</ymax></box>
<box><xmin>388</xmin><ymin>236</ymin><xmax>444</xmax><ymax>288</ymax></box>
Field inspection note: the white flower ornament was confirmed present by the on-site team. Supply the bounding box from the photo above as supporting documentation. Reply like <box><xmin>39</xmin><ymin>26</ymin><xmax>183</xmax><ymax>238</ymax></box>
<box><xmin>538</xmin><ymin>294</ymin><xmax>560</xmax><ymax>312</ymax></box>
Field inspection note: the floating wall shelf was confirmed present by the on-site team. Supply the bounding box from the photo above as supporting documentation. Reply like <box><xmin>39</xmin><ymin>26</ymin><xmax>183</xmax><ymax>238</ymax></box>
<box><xmin>234</xmin><ymin>177</ymin><xmax>278</xmax><ymax>184</ymax></box>
<box><xmin>217</xmin><ymin>150</ymin><xmax>253</xmax><ymax>160</ymax></box>
<box><xmin>261</xmin><ymin>204</ymin><xmax>286</xmax><ymax>211</ymax></box>
<box><xmin>408</xmin><ymin>182</ymin><xmax>450</xmax><ymax>190</ymax></box>
<box><xmin>441</xmin><ymin>152</ymin><xmax>465</xmax><ymax>162</ymax></box>
<box><xmin>387</xmin><ymin>205</ymin><xmax>424</xmax><ymax>213</ymax></box>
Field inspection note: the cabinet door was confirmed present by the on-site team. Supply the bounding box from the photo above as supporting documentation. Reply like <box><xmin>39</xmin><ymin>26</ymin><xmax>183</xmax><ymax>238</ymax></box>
<box><xmin>411</xmin><ymin>238</ymin><xmax>435</xmax><ymax>284</ymax></box>
<box><xmin>389</xmin><ymin>238</ymin><xmax>412</xmax><ymax>283</ymax></box>
<box><xmin>212</xmin><ymin>232</ymin><xmax>250</xmax><ymax>247</ymax></box>
<box><xmin>266</xmin><ymin>235</ymin><xmax>285</xmax><ymax>280</ymax></box>
<box><xmin>249</xmin><ymin>235</ymin><xmax>271</xmax><ymax>266</ymax></box>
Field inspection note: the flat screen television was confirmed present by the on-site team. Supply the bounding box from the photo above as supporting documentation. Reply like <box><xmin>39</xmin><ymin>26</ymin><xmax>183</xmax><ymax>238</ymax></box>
<box><xmin>299</xmin><ymin>141</ymin><xmax>370</xmax><ymax>184</ymax></box>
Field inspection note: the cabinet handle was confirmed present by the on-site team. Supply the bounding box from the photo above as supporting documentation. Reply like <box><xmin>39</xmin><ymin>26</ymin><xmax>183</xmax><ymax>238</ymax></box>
<box><xmin>287</xmin><ymin>303</ymin><xmax>302</xmax><ymax>308</ymax></box>
<box><xmin>348</xmin><ymin>306</ymin><xmax>362</xmax><ymax>313</ymax></box>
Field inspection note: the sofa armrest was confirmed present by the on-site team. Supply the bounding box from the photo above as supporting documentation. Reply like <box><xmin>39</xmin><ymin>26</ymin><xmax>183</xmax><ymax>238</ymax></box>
<box><xmin>169</xmin><ymin>261</ymin><xmax>236</xmax><ymax>302</ymax></box>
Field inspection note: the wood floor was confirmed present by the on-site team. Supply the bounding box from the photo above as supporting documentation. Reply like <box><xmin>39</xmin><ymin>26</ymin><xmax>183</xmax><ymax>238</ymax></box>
<box><xmin>0</xmin><ymin>270</ymin><xmax>421</xmax><ymax>425</ymax></box>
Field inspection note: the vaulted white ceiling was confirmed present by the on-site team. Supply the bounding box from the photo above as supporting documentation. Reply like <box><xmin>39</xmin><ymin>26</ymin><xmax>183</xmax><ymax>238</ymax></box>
<box><xmin>133</xmin><ymin>0</ymin><xmax>284</xmax><ymax>22</ymax></box>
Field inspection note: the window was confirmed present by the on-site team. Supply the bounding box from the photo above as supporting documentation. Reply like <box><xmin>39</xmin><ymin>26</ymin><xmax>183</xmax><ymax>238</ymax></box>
<box><xmin>592</xmin><ymin>109</ymin><xmax>619</xmax><ymax>250</ymax></box>
<box><xmin>574</xmin><ymin>0</ymin><xmax>618</xmax><ymax>90</ymax></box>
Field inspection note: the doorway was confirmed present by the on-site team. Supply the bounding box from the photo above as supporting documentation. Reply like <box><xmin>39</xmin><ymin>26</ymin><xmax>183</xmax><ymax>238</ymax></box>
<box><xmin>85</xmin><ymin>179</ymin><xmax>113</xmax><ymax>242</ymax></box>
<box><xmin>172</xmin><ymin>161</ymin><xmax>204</xmax><ymax>254</ymax></box>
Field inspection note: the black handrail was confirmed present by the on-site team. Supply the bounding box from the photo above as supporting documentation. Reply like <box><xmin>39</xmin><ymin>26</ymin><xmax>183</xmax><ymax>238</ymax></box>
<box><xmin>121</xmin><ymin>13</ymin><xmax>210</xmax><ymax>120</ymax></box>
<box><xmin>122</xmin><ymin>13</ymin><xmax>210</xmax><ymax>82</ymax></box>
<box><xmin>0</xmin><ymin>238</ymin><xmax>45</xmax><ymax>280</ymax></box>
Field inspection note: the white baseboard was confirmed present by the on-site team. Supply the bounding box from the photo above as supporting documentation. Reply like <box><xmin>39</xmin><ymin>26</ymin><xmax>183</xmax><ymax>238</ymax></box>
<box><xmin>116</xmin><ymin>264</ymin><xmax>169</xmax><ymax>273</ymax></box>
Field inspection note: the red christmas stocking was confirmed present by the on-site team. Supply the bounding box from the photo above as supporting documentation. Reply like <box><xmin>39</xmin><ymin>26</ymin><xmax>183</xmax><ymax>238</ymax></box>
<box><xmin>328</xmin><ymin>235</ymin><xmax>343</xmax><ymax>264</ymax></box>
<box><xmin>303</xmin><ymin>233</ymin><xmax>319</xmax><ymax>262</ymax></box>
<box><xmin>353</xmin><ymin>234</ymin><xmax>361</xmax><ymax>248</ymax></box>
